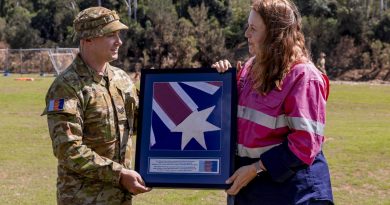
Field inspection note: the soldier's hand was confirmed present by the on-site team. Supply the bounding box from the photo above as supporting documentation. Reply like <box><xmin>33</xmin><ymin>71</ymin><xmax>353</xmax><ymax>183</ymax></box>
<box><xmin>120</xmin><ymin>169</ymin><xmax>151</xmax><ymax>195</ymax></box>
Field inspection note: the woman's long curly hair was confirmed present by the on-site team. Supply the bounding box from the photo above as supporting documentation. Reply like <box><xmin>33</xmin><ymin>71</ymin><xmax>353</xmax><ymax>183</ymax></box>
<box><xmin>250</xmin><ymin>0</ymin><xmax>311</xmax><ymax>94</ymax></box>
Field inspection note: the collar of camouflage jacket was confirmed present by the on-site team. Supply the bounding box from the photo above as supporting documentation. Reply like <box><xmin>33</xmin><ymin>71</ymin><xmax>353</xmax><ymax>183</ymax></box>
<box><xmin>73</xmin><ymin>54</ymin><xmax>114</xmax><ymax>83</ymax></box>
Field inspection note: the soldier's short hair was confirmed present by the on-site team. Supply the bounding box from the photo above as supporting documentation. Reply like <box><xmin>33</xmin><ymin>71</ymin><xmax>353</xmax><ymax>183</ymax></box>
<box><xmin>73</xmin><ymin>6</ymin><xmax>128</xmax><ymax>40</ymax></box>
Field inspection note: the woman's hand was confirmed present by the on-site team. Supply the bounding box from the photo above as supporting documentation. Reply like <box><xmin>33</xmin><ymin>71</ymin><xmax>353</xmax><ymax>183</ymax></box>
<box><xmin>225</xmin><ymin>164</ymin><xmax>257</xmax><ymax>195</ymax></box>
<box><xmin>212</xmin><ymin>59</ymin><xmax>231</xmax><ymax>73</ymax></box>
<box><xmin>212</xmin><ymin>60</ymin><xmax>243</xmax><ymax>73</ymax></box>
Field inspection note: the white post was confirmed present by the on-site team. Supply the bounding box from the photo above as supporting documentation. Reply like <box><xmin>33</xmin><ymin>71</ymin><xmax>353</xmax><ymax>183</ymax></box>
<box><xmin>19</xmin><ymin>49</ymin><xmax>23</xmax><ymax>75</ymax></box>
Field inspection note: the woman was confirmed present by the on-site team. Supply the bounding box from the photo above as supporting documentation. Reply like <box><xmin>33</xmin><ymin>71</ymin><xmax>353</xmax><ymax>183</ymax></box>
<box><xmin>212</xmin><ymin>0</ymin><xmax>333</xmax><ymax>204</ymax></box>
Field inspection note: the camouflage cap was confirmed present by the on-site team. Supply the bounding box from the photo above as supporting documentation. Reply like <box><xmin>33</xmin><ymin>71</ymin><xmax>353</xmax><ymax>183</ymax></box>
<box><xmin>73</xmin><ymin>7</ymin><xmax>128</xmax><ymax>40</ymax></box>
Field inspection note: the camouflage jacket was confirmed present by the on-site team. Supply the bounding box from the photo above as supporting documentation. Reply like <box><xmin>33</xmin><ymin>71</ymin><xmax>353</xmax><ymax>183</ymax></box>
<box><xmin>42</xmin><ymin>55</ymin><xmax>137</xmax><ymax>205</ymax></box>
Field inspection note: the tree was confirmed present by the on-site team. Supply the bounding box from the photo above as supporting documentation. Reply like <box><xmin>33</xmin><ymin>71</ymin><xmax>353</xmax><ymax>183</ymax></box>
<box><xmin>143</xmin><ymin>0</ymin><xmax>178</xmax><ymax>68</ymax></box>
<box><xmin>327</xmin><ymin>36</ymin><xmax>361</xmax><ymax>76</ymax></box>
<box><xmin>31</xmin><ymin>1</ymin><xmax>78</xmax><ymax>47</ymax></box>
<box><xmin>134</xmin><ymin>0</ymin><xmax>198</xmax><ymax>69</ymax></box>
<box><xmin>374</xmin><ymin>11</ymin><xmax>390</xmax><ymax>43</ymax></box>
<box><xmin>224</xmin><ymin>0</ymin><xmax>248</xmax><ymax>49</ymax></box>
<box><xmin>336</xmin><ymin>4</ymin><xmax>365</xmax><ymax>44</ymax></box>
<box><xmin>77</xmin><ymin>0</ymin><xmax>120</xmax><ymax>10</ymax></box>
<box><xmin>188</xmin><ymin>2</ymin><xmax>227</xmax><ymax>67</ymax></box>
<box><xmin>4</xmin><ymin>6</ymin><xmax>42</xmax><ymax>48</ymax></box>
<box><xmin>294</xmin><ymin>0</ymin><xmax>338</xmax><ymax>18</ymax></box>
<box><xmin>0</xmin><ymin>0</ymin><xmax>35</xmax><ymax>17</ymax></box>
<box><xmin>171</xmin><ymin>18</ymin><xmax>198</xmax><ymax>68</ymax></box>
<box><xmin>0</xmin><ymin>17</ymin><xmax>5</xmax><ymax>41</ymax></box>
<box><xmin>177</xmin><ymin>0</ymin><xmax>232</xmax><ymax>26</ymax></box>
<box><xmin>361</xmin><ymin>40</ymin><xmax>390</xmax><ymax>80</ymax></box>
<box><xmin>302</xmin><ymin>16</ymin><xmax>338</xmax><ymax>60</ymax></box>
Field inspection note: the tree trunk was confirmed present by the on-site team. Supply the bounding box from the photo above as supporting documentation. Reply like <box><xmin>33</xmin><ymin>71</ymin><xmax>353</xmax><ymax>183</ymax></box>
<box><xmin>380</xmin><ymin>0</ymin><xmax>384</xmax><ymax>16</ymax></box>
<box><xmin>366</xmin><ymin>0</ymin><xmax>371</xmax><ymax>18</ymax></box>
<box><xmin>142</xmin><ymin>0</ymin><xmax>145</xmax><ymax>15</ymax></box>
<box><xmin>134</xmin><ymin>0</ymin><xmax>137</xmax><ymax>20</ymax></box>
<box><xmin>128</xmin><ymin>0</ymin><xmax>132</xmax><ymax>22</ymax></box>
<box><xmin>97</xmin><ymin>0</ymin><xmax>101</xmax><ymax>6</ymax></box>
<box><xmin>179</xmin><ymin>0</ymin><xmax>183</xmax><ymax>17</ymax></box>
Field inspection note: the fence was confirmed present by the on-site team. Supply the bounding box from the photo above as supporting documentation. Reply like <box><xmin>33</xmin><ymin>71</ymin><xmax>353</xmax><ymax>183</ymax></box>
<box><xmin>0</xmin><ymin>48</ymin><xmax>79</xmax><ymax>75</ymax></box>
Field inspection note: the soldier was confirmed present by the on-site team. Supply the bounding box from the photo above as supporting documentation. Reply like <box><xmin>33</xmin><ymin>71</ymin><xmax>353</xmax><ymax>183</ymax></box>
<box><xmin>42</xmin><ymin>7</ymin><xmax>151</xmax><ymax>205</ymax></box>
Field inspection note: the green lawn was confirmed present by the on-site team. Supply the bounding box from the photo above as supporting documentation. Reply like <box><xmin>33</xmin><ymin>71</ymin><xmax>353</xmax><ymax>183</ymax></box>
<box><xmin>325</xmin><ymin>82</ymin><xmax>390</xmax><ymax>204</ymax></box>
<box><xmin>0</xmin><ymin>75</ymin><xmax>389</xmax><ymax>205</ymax></box>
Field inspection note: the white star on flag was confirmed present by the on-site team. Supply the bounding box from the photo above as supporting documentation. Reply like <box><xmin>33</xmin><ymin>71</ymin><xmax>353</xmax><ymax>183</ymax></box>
<box><xmin>172</xmin><ymin>106</ymin><xmax>220</xmax><ymax>150</ymax></box>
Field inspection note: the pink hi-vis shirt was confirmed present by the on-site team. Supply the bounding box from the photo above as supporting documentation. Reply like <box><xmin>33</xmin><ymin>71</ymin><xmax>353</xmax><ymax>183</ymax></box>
<box><xmin>237</xmin><ymin>57</ymin><xmax>329</xmax><ymax>165</ymax></box>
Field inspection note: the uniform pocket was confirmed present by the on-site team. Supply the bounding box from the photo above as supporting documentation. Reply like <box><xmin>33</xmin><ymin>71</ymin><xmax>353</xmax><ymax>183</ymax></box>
<box><xmin>83</xmin><ymin>90</ymin><xmax>113</xmax><ymax>143</ymax></box>
<box><xmin>85</xmin><ymin>90</ymin><xmax>109</xmax><ymax>120</ymax></box>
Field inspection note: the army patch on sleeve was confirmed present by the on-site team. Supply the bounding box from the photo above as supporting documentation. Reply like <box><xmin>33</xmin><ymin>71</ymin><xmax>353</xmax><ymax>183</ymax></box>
<box><xmin>48</xmin><ymin>99</ymin><xmax>65</xmax><ymax>111</ymax></box>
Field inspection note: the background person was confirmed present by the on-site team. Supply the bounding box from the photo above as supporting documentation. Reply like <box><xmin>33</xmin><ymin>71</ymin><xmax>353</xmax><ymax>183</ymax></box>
<box><xmin>212</xmin><ymin>0</ymin><xmax>333</xmax><ymax>204</ymax></box>
<box><xmin>316</xmin><ymin>52</ymin><xmax>327</xmax><ymax>74</ymax></box>
<box><xmin>42</xmin><ymin>7</ymin><xmax>150</xmax><ymax>205</ymax></box>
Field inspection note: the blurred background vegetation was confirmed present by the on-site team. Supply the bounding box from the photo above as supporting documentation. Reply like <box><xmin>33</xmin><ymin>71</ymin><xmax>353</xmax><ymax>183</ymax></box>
<box><xmin>0</xmin><ymin>0</ymin><xmax>389</xmax><ymax>80</ymax></box>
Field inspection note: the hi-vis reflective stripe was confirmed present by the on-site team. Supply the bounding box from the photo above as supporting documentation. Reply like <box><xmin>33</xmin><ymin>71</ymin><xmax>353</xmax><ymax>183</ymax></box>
<box><xmin>237</xmin><ymin>143</ymin><xmax>281</xmax><ymax>158</ymax></box>
<box><xmin>238</xmin><ymin>105</ymin><xmax>287</xmax><ymax>129</ymax></box>
<box><xmin>238</xmin><ymin>105</ymin><xmax>325</xmax><ymax>135</ymax></box>
<box><xmin>286</xmin><ymin>117</ymin><xmax>325</xmax><ymax>136</ymax></box>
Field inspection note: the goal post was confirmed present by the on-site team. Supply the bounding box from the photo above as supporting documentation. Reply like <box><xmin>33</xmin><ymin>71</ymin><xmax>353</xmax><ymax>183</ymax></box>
<box><xmin>0</xmin><ymin>48</ymin><xmax>79</xmax><ymax>76</ymax></box>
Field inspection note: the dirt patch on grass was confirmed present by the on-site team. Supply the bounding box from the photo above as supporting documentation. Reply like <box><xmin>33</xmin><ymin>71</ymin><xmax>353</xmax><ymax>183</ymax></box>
<box><xmin>0</xmin><ymin>171</ymin><xmax>7</xmax><ymax>180</ymax></box>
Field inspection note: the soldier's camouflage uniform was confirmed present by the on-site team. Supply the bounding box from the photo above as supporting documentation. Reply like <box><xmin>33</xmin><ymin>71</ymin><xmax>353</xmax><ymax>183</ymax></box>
<box><xmin>42</xmin><ymin>6</ymin><xmax>137</xmax><ymax>205</ymax></box>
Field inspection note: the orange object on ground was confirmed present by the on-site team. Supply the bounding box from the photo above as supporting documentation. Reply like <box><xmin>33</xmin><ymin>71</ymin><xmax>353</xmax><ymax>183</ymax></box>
<box><xmin>14</xmin><ymin>77</ymin><xmax>35</xmax><ymax>81</ymax></box>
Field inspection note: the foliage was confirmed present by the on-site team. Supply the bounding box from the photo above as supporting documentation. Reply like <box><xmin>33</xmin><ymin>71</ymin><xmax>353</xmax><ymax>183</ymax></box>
<box><xmin>294</xmin><ymin>0</ymin><xmax>338</xmax><ymax>18</ymax></box>
<box><xmin>4</xmin><ymin>6</ymin><xmax>42</xmax><ymax>48</ymax></box>
<box><xmin>224</xmin><ymin>0</ymin><xmax>248</xmax><ymax>49</ymax></box>
<box><xmin>336</xmin><ymin>4</ymin><xmax>366</xmax><ymax>44</ymax></box>
<box><xmin>188</xmin><ymin>2</ymin><xmax>227</xmax><ymax>67</ymax></box>
<box><xmin>328</xmin><ymin>36</ymin><xmax>360</xmax><ymax>73</ymax></box>
<box><xmin>31</xmin><ymin>1</ymin><xmax>78</xmax><ymax>47</ymax></box>
<box><xmin>176</xmin><ymin>0</ymin><xmax>232</xmax><ymax>26</ymax></box>
<box><xmin>297</xmin><ymin>0</ymin><xmax>390</xmax><ymax>80</ymax></box>
<box><xmin>302</xmin><ymin>16</ymin><xmax>338</xmax><ymax>59</ymax></box>
<box><xmin>0</xmin><ymin>0</ymin><xmax>389</xmax><ymax>80</ymax></box>
<box><xmin>374</xmin><ymin>11</ymin><xmax>390</xmax><ymax>43</ymax></box>
<box><xmin>139</xmin><ymin>0</ymin><xmax>199</xmax><ymax>69</ymax></box>
<box><xmin>371</xmin><ymin>40</ymin><xmax>390</xmax><ymax>71</ymax></box>
<box><xmin>0</xmin><ymin>17</ymin><xmax>5</xmax><ymax>41</ymax></box>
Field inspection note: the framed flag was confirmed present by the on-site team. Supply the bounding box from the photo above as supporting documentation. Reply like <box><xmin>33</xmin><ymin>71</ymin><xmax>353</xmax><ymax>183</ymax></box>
<box><xmin>135</xmin><ymin>68</ymin><xmax>237</xmax><ymax>189</ymax></box>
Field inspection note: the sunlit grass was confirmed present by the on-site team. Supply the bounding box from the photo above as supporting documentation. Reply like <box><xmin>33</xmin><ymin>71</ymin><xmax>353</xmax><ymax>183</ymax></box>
<box><xmin>0</xmin><ymin>75</ymin><xmax>389</xmax><ymax>204</ymax></box>
<box><xmin>325</xmin><ymin>83</ymin><xmax>390</xmax><ymax>204</ymax></box>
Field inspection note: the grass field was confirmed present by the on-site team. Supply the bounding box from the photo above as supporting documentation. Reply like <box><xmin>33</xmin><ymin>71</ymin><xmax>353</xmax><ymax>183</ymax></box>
<box><xmin>0</xmin><ymin>75</ymin><xmax>389</xmax><ymax>205</ymax></box>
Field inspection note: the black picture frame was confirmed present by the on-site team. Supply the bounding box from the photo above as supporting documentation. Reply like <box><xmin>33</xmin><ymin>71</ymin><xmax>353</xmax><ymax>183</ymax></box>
<box><xmin>135</xmin><ymin>68</ymin><xmax>237</xmax><ymax>189</ymax></box>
